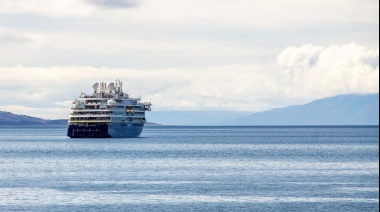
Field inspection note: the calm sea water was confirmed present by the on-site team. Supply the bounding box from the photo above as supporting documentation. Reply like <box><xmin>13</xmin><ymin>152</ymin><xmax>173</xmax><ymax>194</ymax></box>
<box><xmin>0</xmin><ymin>126</ymin><xmax>378</xmax><ymax>211</ymax></box>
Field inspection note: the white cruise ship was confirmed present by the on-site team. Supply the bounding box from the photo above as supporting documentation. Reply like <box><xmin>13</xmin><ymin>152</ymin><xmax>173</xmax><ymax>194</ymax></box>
<box><xmin>67</xmin><ymin>79</ymin><xmax>151</xmax><ymax>138</ymax></box>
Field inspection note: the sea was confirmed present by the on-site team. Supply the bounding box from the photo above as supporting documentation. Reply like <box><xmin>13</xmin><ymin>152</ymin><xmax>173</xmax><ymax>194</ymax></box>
<box><xmin>0</xmin><ymin>126</ymin><xmax>378</xmax><ymax>211</ymax></box>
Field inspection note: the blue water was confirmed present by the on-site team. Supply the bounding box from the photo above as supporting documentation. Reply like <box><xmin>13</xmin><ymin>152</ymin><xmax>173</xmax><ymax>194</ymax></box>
<box><xmin>0</xmin><ymin>126</ymin><xmax>378</xmax><ymax>211</ymax></box>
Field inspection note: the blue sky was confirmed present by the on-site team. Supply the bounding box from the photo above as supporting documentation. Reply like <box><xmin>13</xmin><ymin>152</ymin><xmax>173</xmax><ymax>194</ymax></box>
<box><xmin>0</xmin><ymin>0</ymin><xmax>378</xmax><ymax>119</ymax></box>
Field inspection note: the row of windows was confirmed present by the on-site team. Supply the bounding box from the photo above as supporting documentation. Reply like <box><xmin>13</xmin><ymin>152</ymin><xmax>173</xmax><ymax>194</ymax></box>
<box><xmin>70</xmin><ymin>117</ymin><xmax>110</xmax><ymax>121</ymax></box>
<box><xmin>71</xmin><ymin>111</ymin><xmax>113</xmax><ymax>115</ymax></box>
<box><xmin>71</xmin><ymin>111</ymin><xmax>143</xmax><ymax>116</ymax></box>
<box><xmin>70</xmin><ymin>117</ymin><xmax>145</xmax><ymax>121</ymax></box>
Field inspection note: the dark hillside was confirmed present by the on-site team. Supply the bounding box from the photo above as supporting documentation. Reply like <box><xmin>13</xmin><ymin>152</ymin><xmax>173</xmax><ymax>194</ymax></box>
<box><xmin>0</xmin><ymin>111</ymin><xmax>67</xmax><ymax>126</ymax></box>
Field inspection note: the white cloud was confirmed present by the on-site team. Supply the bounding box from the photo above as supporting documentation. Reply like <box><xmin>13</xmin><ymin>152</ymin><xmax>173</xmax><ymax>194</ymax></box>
<box><xmin>0</xmin><ymin>43</ymin><xmax>377</xmax><ymax>119</ymax></box>
<box><xmin>277</xmin><ymin>42</ymin><xmax>379</xmax><ymax>98</ymax></box>
<box><xmin>0</xmin><ymin>28</ymin><xmax>50</xmax><ymax>49</ymax></box>
<box><xmin>277</xmin><ymin>44</ymin><xmax>324</xmax><ymax>73</ymax></box>
<box><xmin>0</xmin><ymin>0</ymin><xmax>95</xmax><ymax>18</ymax></box>
<box><xmin>0</xmin><ymin>26</ymin><xmax>274</xmax><ymax>68</ymax></box>
<box><xmin>131</xmin><ymin>0</ymin><xmax>378</xmax><ymax>28</ymax></box>
<box><xmin>0</xmin><ymin>1</ymin><xmax>377</xmax><ymax>69</ymax></box>
<box><xmin>0</xmin><ymin>0</ymin><xmax>377</xmax><ymax>28</ymax></box>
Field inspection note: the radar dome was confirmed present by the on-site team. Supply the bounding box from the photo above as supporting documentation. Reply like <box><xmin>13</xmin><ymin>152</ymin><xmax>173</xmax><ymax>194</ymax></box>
<box><xmin>107</xmin><ymin>82</ymin><xmax>115</xmax><ymax>91</ymax></box>
<box><xmin>92</xmin><ymin>82</ymin><xmax>99</xmax><ymax>90</ymax></box>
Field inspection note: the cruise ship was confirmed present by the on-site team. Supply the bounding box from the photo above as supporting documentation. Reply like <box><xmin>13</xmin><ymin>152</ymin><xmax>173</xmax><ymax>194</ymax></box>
<box><xmin>67</xmin><ymin>79</ymin><xmax>151</xmax><ymax>138</ymax></box>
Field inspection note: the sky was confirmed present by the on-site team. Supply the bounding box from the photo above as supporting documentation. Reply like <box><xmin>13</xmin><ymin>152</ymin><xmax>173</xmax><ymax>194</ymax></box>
<box><xmin>0</xmin><ymin>0</ymin><xmax>378</xmax><ymax>119</ymax></box>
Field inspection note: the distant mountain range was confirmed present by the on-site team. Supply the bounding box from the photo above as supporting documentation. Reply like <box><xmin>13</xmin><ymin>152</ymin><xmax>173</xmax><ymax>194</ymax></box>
<box><xmin>1</xmin><ymin>93</ymin><xmax>378</xmax><ymax>126</ymax></box>
<box><xmin>145</xmin><ymin>111</ymin><xmax>252</xmax><ymax>126</ymax></box>
<box><xmin>147</xmin><ymin>93</ymin><xmax>379</xmax><ymax>125</ymax></box>
<box><xmin>225</xmin><ymin>93</ymin><xmax>379</xmax><ymax>125</ymax></box>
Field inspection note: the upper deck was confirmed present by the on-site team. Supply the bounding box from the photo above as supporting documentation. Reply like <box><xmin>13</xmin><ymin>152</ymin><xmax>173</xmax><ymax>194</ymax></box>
<box><xmin>70</xmin><ymin>79</ymin><xmax>151</xmax><ymax>112</ymax></box>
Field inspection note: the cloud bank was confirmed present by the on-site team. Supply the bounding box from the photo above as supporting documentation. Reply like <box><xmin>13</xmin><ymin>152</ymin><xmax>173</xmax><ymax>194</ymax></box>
<box><xmin>0</xmin><ymin>1</ymin><xmax>377</xmax><ymax>69</ymax></box>
<box><xmin>0</xmin><ymin>43</ymin><xmax>377</xmax><ymax>119</ymax></box>
<box><xmin>0</xmin><ymin>0</ymin><xmax>377</xmax><ymax>28</ymax></box>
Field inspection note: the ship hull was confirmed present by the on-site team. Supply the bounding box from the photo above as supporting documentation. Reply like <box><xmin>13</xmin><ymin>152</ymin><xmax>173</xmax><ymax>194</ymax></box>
<box><xmin>67</xmin><ymin>123</ymin><xmax>144</xmax><ymax>138</ymax></box>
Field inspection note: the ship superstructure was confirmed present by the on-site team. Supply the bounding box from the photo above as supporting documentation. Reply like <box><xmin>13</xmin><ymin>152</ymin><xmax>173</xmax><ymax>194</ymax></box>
<box><xmin>67</xmin><ymin>79</ymin><xmax>151</xmax><ymax>138</ymax></box>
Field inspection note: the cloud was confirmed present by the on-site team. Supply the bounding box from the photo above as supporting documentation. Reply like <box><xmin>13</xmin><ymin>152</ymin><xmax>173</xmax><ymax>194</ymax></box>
<box><xmin>87</xmin><ymin>0</ymin><xmax>141</xmax><ymax>9</ymax></box>
<box><xmin>0</xmin><ymin>0</ymin><xmax>377</xmax><ymax>28</ymax></box>
<box><xmin>0</xmin><ymin>30</ymin><xmax>29</xmax><ymax>47</ymax></box>
<box><xmin>0</xmin><ymin>29</ymin><xmax>51</xmax><ymax>67</ymax></box>
<box><xmin>277</xmin><ymin>44</ymin><xmax>324</xmax><ymax>73</ymax></box>
<box><xmin>0</xmin><ymin>1</ymin><xmax>377</xmax><ymax>70</ymax></box>
<box><xmin>0</xmin><ymin>0</ymin><xmax>94</xmax><ymax>18</ymax></box>
<box><xmin>0</xmin><ymin>25</ymin><xmax>273</xmax><ymax>68</ymax></box>
<box><xmin>0</xmin><ymin>28</ymin><xmax>49</xmax><ymax>49</ymax></box>
<box><xmin>0</xmin><ymin>42</ymin><xmax>378</xmax><ymax>119</ymax></box>
<box><xmin>277</xmin><ymin>42</ymin><xmax>379</xmax><ymax>98</ymax></box>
